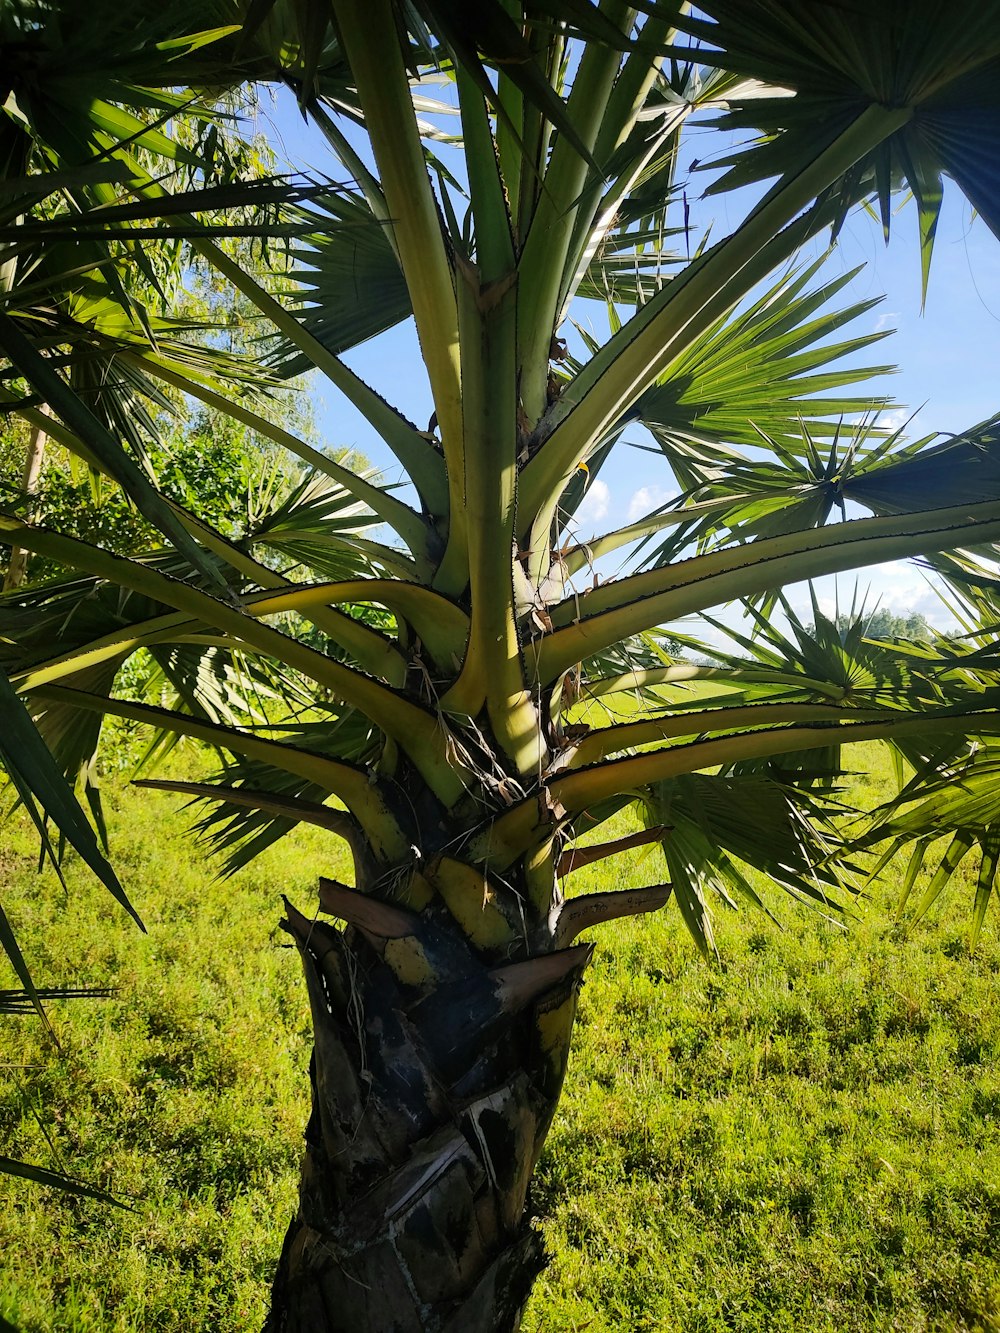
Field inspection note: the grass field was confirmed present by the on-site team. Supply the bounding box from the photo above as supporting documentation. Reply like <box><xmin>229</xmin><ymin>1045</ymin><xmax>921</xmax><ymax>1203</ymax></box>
<box><xmin>2</xmin><ymin>739</ymin><xmax>1000</xmax><ymax>1331</ymax></box>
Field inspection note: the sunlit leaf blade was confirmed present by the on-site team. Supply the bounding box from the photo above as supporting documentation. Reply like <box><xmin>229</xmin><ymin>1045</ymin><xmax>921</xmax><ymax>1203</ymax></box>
<box><xmin>693</xmin><ymin>593</ymin><xmax>927</xmax><ymax>717</ymax></box>
<box><xmin>0</xmin><ymin>899</ymin><xmax>51</xmax><ymax>1032</ymax></box>
<box><xmin>842</xmin><ymin>414</ymin><xmax>1000</xmax><ymax>515</ymax></box>
<box><xmin>637</xmin><ymin>257</ymin><xmax>895</xmax><ymax>459</ymax></box>
<box><xmin>897</xmin><ymin>838</ymin><xmax>932</xmax><ymax>916</ymax></box>
<box><xmin>408</xmin><ymin>0</ymin><xmax>606</xmax><ymax>171</ymax></box>
<box><xmin>629</xmin><ymin>413</ymin><xmax>1000</xmax><ymax>577</ymax></box>
<box><xmin>246</xmin><ymin>470</ymin><xmax>386</xmax><ymax>580</ymax></box>
<box><xmin>911</xmin><ymin>829</ymin><xmax>976</xmax><ymax>922</ymax></box>
<box><xmin>0</xmin><ymin>312</ymin><xmax>226</xmax><ymax>593</ymax></box>
<box><xmin>558</xmin><ymin>255</ymin><xmax>898</xmax><ymax>552</ymax></box>
<box><xmin>270</xmin><ymin>194</ymin><xmax>411</xmax><ymax>375</ymax></box>
<box><xmin>971</xmin><ymin>824</ymin><xmax>1000</xmax><ymax>951</ymax></box>
<box><xmin>639</xmin><ymin>770</ymin><xmax>861</xmax><ymax>957</ymax></box>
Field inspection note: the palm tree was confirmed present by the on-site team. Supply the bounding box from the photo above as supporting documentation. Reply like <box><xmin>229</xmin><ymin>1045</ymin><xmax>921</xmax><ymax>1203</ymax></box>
<box><xmin>4</xmin><ymin>1</ymin><xmax>1000</xmax><ymax>1327</ymax></box>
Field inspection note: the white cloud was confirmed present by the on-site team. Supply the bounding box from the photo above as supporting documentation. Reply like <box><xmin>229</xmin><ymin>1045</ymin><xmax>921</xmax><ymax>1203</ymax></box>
<box><xmin>874</xmin><ymin>309</ymin><xmax>898</xmax><ymax>334</ymax></box>
<box><xmin>878</xmin><ymin>406</ymin><xmax>910</xmax><ymax>433</ymax></box>
<box><xmin>783</xmin><ymin>563</ymin><xmax>957</xmax><ymax>629</ymax></box>
<box><xmin>574</xmin><ymin>478</ymin><xmax>610</xmax><ymax>525</ymax></box>
<box><xmin>848</xmin><ymin>405</ymin><xmax>910</xmax><ymax>435</ymax></box>
<box><xmin>627</xmin><ymin>483</ymin><xmax>676</xmax><ymax>522</ymax></box>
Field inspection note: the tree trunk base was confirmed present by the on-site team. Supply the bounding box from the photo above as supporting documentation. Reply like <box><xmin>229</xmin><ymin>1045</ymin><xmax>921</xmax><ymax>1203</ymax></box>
<box><xmin>263</xmin><ymin>902</ymin><xmax>587</xmax><ymax>1332</ymax></box>
<box><xmin>266</xmin><ymin>1215</ymin><xmax>545</xmax><ymax>1333</ymax></box>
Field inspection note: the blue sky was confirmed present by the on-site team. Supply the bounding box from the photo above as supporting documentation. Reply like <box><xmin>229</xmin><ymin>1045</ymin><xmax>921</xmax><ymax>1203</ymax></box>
<box><xmin>257</xmin><ymin>84</ymin><xmax>1000</xmax><ymax>632</ymax></box>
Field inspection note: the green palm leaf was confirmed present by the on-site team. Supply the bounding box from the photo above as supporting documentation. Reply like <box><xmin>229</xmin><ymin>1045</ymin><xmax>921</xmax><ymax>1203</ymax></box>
<box><xmin>269</xmin><ymin>193</ymin><xmax>411</xmax><ymax>375</ymax></box>
<box><xmin>677</xmin><ymin>1</ymin><xmax>1000</xmax><ymax>295</ymax></box>
<box><xmin>641</xmin><ymin>771</ymin><xmax>859</xmax><ymax>958</ymax></box>
<box><xmin>636</xmin><ymin>255</ymin><xmax>894</xmax><ymax>464</ymax></box>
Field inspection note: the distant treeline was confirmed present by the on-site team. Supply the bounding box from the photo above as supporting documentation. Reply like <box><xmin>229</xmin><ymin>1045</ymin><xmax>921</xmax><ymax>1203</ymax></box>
<box><xmin>818</xmin><ymin>609</ymin><xmax>933</xmax><ymax>641</ymax></box>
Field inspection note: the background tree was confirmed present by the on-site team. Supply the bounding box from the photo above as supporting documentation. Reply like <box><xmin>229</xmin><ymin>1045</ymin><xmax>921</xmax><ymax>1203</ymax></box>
<box><xmin>4</xmin><ymin>2</ymin><xmax>1000</xmax><ymax>1330</ymax></box>
<box><xmin>802</xmin><ymin>608</ymin><xmax>934</xmax><ymax>642</ymax></box>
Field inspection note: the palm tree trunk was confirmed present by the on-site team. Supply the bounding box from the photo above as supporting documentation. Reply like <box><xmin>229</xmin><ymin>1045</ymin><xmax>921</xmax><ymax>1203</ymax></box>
<box><xmin>265</xmin><ymin>866</ymin><xmax>590</xmax><ymax>1333</ymax></box>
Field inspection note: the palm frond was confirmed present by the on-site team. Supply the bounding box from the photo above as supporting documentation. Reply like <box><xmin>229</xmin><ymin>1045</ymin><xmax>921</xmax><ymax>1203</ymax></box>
<box><xmin>640</xmin><ymin>772</ymin><xmax>861</xmax><ymax>958</ymax></box>
<box><xmin>677</xmin><ymin>1</ymin><xmax>1000</xmax><ymax>295</ymax></box>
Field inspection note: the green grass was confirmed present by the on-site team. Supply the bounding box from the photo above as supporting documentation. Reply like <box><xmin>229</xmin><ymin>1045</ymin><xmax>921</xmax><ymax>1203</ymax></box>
<box><xmin>0</xmin><ymin>750</ymin><xmax>342</xmax><ymax>1333</ymax></box>
<box><xmin>3</xmin><ymin>742</ymin><xmax>1000</xmax><ymax>1330</ymax></box>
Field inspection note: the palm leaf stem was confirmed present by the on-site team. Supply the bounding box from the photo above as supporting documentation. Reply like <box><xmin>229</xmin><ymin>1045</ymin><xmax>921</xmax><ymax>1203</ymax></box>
<box><xmin>438</xmin><ymin>274</ymin><xmax>544</xmax><ymax>772</ymax></box>
<box><xmin>118</xmin><ymin>353</ymin><xmax>433</xmax><ymax>563</ymax></box>
<box><xmin>456</xmin><ymin>68</ymin><xmax>516</xmax><ymax>286</ymax></box>
<box><xmin>536</xmin><ymin>499</ymin><xmax>1000</xmax><ymax>683</ymax></box>
<box><xmin>30</xmin><ymin>684</ymin><xmax>410</xmax><ymax>861</ymax></box>
<box><xmin>559</xmin><ymin>16</ymin><xmax>679</xmax><ymax>320</ymax></box>
<box><xmin>552</xmin><ymin>883</ymin><xmax>672</xmax><ymax>945</ymax></box>
<box><xmin>179</xmin><ymin>230</ymin><xmax>447</xmax><ymax>514</ymax></box>
<box><xmin>334</xmin><ymin>0</ymin><xmax>464</xmax><ymax>548</ymax></box>
<box><xmin>0</xmin><ymin>400</ymin><xmax>410</xmax><ymax>678</ymax></box>
<box><xmin>570</xmin><ymin>700</ymin><xmax>905</xmax><ymax>766</ymax></box>
<box><xmin>1</xmin><ymin>514</ymin><xmax>402</xmax><ymax>687</ymax></box>
<box><xmin>305</xmin><ymin>99</ymin><xmax>394</xmax><ymax>251</ymax></box>
<box><xmin>0</xmin><ymin>310</ymin><xmax>227</xmax><ymax>593</ymax></box>
<box><xmin>475</xmin><ymin>710</ymin><xmax>1000</xmax><ymax>869</ymax></box>
<box><xmin>11</xmin><ymin>574</ymin><xmax>457</xmax><ymax>693</ymax></box>
<box><xmin>561</xmin><ymin>494</ymin><xmax>757</xmax><ymax>574</ymax></box>
<box><xmin>516</xmin><ymin>0</ymin><xmax>638</xmax><ymax>420</ymax></box>
<box><xmin>582</xmin><ymin>663</ymin><xmax>852</xmax><ymax>701</ymax></box>
<box><xmin>132</xmin><ymin>777</ymin><xmax>359</xmax><ymax>839</ymax></box>
<box><xmin>518</xmin><ymin>104</ymin><xmax>913</xmax><ymax>536</ymax></box>
<box><xmin>0</xmin><ymin>518</ymin><xmax>466</xmax><ymax>802</ymax></box>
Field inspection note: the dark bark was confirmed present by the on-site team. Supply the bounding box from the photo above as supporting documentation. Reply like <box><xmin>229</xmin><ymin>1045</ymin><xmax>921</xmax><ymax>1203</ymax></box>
<box><xmin>265</xmin><ymin>873</ymin><xmax>591</xmax><ymax>1333</ymax></box>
